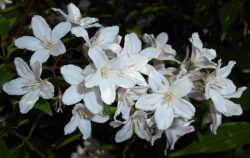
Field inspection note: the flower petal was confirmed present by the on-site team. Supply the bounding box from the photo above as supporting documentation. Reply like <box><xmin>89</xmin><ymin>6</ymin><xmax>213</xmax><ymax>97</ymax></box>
<box><xmin>64</xmin><ymin>115</ymin><xmax>78</xmax><ymax>135</ymax></box>
<box><xmin>71</xmin><ymin>26</ymin><xmax>91</xmax><ymax>45</ymax></box>
<box><xmin>40</xmin><ymin>80</ymin><xmax>54</xmax><ymax>99</ymax></box>
<box><xmin>93</xmin><ymin>26</ymin><xmax>119</xmax><ymax>46</ymax></box>
<box><xmin>210</xmin><ymin>104</ymin><xmax>222</xmax><ymax>135</ymax></box>
<box><xmin>52</xmin><ymin>21</ymin><xmax>71</xmax><ymax>43</ymax></box>
<box><xmin>148</xmin><ymin>70</ymin><xmax>169</xmax><ymax>93</ymax></box>
<box><xmin>78</xmin><ymin>119</ymin><xmax>92</xmax><ymax>140</ymax></box>
<box><xmin>60</xmin><ymin>64</ymin><xmax>85</xmax><ymax>85</ymax></box>
<box><xmin>88</xmin><ymin>47</ymin><xmax>108</xmax><ymax>68</ymax></box>
<box><xmin>156</xmin><ymin>32</ymin><xmax>168</xmax><ymax>46</ymax></box>
<box><xmin>84</xmin><ymin>88</ymin><xmax>103</xmax><ymax>114</ymax></box>
<box><xmin>155</xmin><ymin>105</ymin><xmax>174</xmax><ymax>130</ymax></box>
<box><xmin>62</xmin><ymin>86</ymin><xmax>85</xmax><ymax>105</ymax></box>
<box><xmin>136</xmin><ymin>94</ymin><xmax>162</xmax><ymax>111</ymax></box>
<box><xmin>121</xmin><ymin>33</ymin><xmax>141</xmax><ymax>55</ymax></box>
<box><xmin>224</xmin><ymin>99</ymin><xmax>243</xmax><ymax>117</ymax></box>
<box><xmin>170</xmin><ymin>77</ymin><xmax>193</xmax><ymax>98</ymax></box>
<box><xmin>50</xmin><ymin>40</ymin><xmax>66</xmax><ymax>56</ymax></box>
<box><xmin>109</xmin><ymin>72</ymin><xmax>135</xmax><ymax>88</ymax></box>
<box><xmin>91</xmin><ymin>114</ymin><xmax>109</xmax><ymax>123</ymax></box>
<box><xmin>216</xmin><ymin>61</ymin><xmax>236</xmax><ymax>78</ymax></box>
<box><xmin>31</xmin><ymin>15</ymin><xmax>51</xmax><ymax>40</ymax></box>
<box><xmin>99</xmin><ymin>79</ymin><xmax>116</xmax><ymax>104</ymax></box>
<box><xmin>172</xmin><ymin>98</ymin><xmax>195</xmax><ymax>119</ymax></box>
<box><xmin>15</xmin><ymin>36</ymin><xmax>43</xmax><ymax>51</ymax></box>
<box><xmin>67</xmin><ymin>3</ymin><xmax>81</xmax><ymax>23</ymax></box>
<box><xmin>14</xmin><ymin>57</ymin><xmax>35</xmax><ymax>80</ymax></box>
<box><xmin>30</xmin><ymin>51</ymin><xmax>50</xmax><ymax>65</ymax></box>
<box><xmin>115</xmin><ymin>120</ymin><xmax>133</xmax><ymax>142</ymax></box>
<box><xmin>19</xmin><ymin>89</ymin><xmax>40</xmax><ymax>114</ymax></box>
<box><xmin>85</xmin><ymin>72</ymin><xmax>102</xmax><ymax>88</ymax></box>
<box><xmin>210</xmin><ymin>90</ymin><xmax>227</xmax><ymax>113</ymax></box>
<box><xmin>3</xmin><ymin>78</ymin><xmax>30</xmax><ymax>95</ymax></box>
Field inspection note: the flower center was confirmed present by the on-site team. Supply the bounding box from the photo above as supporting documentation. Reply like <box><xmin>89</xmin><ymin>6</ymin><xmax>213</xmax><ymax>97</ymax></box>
<box><xmin>21</xmin><ymin>81</ymin><xmax>41</xmax><ymax>91</ymax></box>
<box><xmin>100</xmin><ymin>66</ymin><xmax>110</xmax><ymax>78</ymax></box>
<box><xmin>77</xmin><ymin>107</ymin><xmax>91</xmax><ymax>119</ymax></box>
<box><xmin>41</xmin><ymin>40</ymin><xmax>54</xmax><ymax>50</ymax></box>
<box><xmin>163</xmin><ymin>92</ymin><xmax>172</xmax><ymax>102</ymax></box>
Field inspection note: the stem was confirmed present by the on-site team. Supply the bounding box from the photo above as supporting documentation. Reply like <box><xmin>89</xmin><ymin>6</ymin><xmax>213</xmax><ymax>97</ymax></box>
<box><xmin>8</xmin><ymin>129</ymin><xmax>46</xmax><ymax>158</ymax></box>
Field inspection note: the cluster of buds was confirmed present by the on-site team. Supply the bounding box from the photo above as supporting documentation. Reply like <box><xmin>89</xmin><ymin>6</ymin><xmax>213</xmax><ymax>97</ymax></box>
<box><xmin>2</xmin><ymin>3</ymin><xmax>247</xmax><ymax>155</ymax></box>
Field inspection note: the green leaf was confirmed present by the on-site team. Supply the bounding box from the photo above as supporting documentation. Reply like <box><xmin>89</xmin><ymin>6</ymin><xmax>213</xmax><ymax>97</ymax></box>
<box><xmin>0</xmin><ymin>138</ymin><xmax>11</xmax><ymax>157</ymax></box>
<box><xmin>54</xmin><ymin>133</ymin><xmax>82</xmax><ymax>149</ymax></box>
<box><xmin>0</xmin><ymin>64</ymin><xmax>14</xmax><ymax>93</ymax></box>
<box><xmin>219</xmin><ymin>0</ymin><xmax>245</xmax><ymax>41</ymax></box>
<box><xmin>169</xmin><ymin>122</ymin><xmax>250</xmax><ymax>157</ymax></box>
<box><xmin>34</xmin><ymin>102</ymin><xmax>53</xmax><ymax>116</ymax></box>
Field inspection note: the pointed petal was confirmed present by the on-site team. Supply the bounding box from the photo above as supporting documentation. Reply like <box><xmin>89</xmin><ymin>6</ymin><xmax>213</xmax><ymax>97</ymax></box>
<box><xmin>50</xmin><ymin>40</ymin><xmax>66</xmax><ymax>56</ymax></box>
<box><xmin>14</xmin><ymin>57</ymin><xmax>35</xmax><ymax>80</ymax></box>
<box><xmin>51</xmin><ymin>8</ymin><xmax>68</xmax><ymax>19</ymax></box>
<box><xmin>62</xmin><ymin>86</ymin><xmax>85</xmax><ymax>105</ymax></box>
<box><xmin>216</xmin><ymin>61</ymin><xmax>236</xmax><ymax>78</ymax></box>
<box><xmin>209</xmin><ymin>104</ymin><xmax>222</xmax><ymax>134</ymax></box>
<box><xmin>30</xmin><ymin>61</ymin><xmax>42</xmax><ymax>79</ymax></box>
<box><xmin>121</xmin><ymin>33</ymin><xmax>141</xmax><ymax>55</ymax></box>
<box><xmin>140</xmin><ymin>47</ymin><xmax>159</xmax><ymax>59</ymax></box>
<box><xmin>155</xmin><ymin>105</ymin><xmax>174</xmax><ymax>130</ymax></box>
<box><xmin>110</xmin><ymin>72</ymin><xmax>135</xmax><ymax>88</ymax></box>
<box><xmin>85</xmin><ymin>72</ymin><xmax>102</xmax><ymax>88</ymax></box>
<box><xmin>19</xmin><ymin>89</ymin><xmax>40</xmax><ymax>114</ymax></box>
<box><xmin>31</xmin><ymin>15</ymin><xmax>51</xmax><ymax>40</ymax></box>
<box><xmin>210</xmin><ymin>90</ymin><xmax>227</xmax><ymax>113</ymax></box>
<box><xmin>60</xmin><ymin>64</ymin><xmax>85</xmax><ymax>85</ymax></box>
<box><xmin>156</xmin><ymin>32</ymin><xmax>168</xmax><ymax>46</ymax></box>
<box><xmin>88</xmin><ymin>47</ymin><xmax>108</xmax><ymax>68</ymax></box>
<box><xmin>99</xmin><ymin>80</ymin><xmax>116</xmax><ymax>104</ymax></box>
<box><xmin>15</xmin><ymin>36</ymin><xmax>43</xmax><ymax>51</ymax></box>
<box><xmin>84</xmin><ymin>88</ymin><xmax>103</xmax><ymax>114</ymax></box>
<box><xmin>64</xmin><ymin>115</ymin><xmax>78</xmax><ymax>135</ymax></box>
<box><xmin>115</xmin><ymin>120</ymin><xmax>133</xmax><ymax>142</ymax></box>
<box><xmin>172</xmin><ymin>98</ymin><xmax>195</xmax><ymax>119</ymax></box>
<box><xmin>93</xmin><ymin>26</ymin><xmax>119</xmax><ymax>45</ymax></box>
<box><xmin>30</xmin><ymin>51</ymin><xmax>50</xmax><ymax>65</ymax></box>
<box><xmin>52</xmin><ymin>21</ymin><xmax>71</xmax><ymax>43</ymax></box>
<box><xmin>71</xmin><ymin>26</ymin><xmax>91</xmax><ymax>45</ymax></box>
<box><xmin>40</xmin><ymin>80</ymin><xmax>54</xmax><ymax>99</ymax></box>
<box><xmin>136</xmin><ymin>94</ymin><xmax>162</xmax><ymax>111</ymax></box>
<box><xmin>224</xmin><ymin>99</ymin><xmax>243</xmax><ymax>117</ymax></box>
<box><xmin>91</xmin><ymin>114</ymin><xmax>109</xmax><ymax>123</ymax></box>
<box><xmin>78</xmin><ymin>119</ymin><xmax>92</xmax><ymax>140</ymax></box>
<box><xmin>148</xmin><ymin>70</ymin><xmax>169</xmax><ymax>93</ymax></box>
<box><xmin>67</xmin><ymin>3</ymin><xmax>81</xmax><ymax>23</ymax></box>
<box><xmin>170</xmin><ymin>77</ymin><xmax>193</xmax><ymax>98</ymax></box>
<box><xmin>3</xmin><ymin>78</ymin><xmax>30</xmax><ymax>95</ymax></box>
<box><xmin>225</xmin><ymin>86</ymin><xmax>247</xmax><ymax>99</ymax></box>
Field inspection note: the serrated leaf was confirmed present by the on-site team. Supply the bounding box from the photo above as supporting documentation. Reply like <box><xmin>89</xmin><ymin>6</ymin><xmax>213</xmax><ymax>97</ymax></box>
<box><xmin>169</xmin><ymin>122</ymin><xmax>250</xmax><ymax>157</ymax></box>
<box><xmin>219</xmin><ymin>0</ymin><xmax>245</xmax><ymax>41</ymax></box>
<box><xmin>34</xmin><ymin>102</ymin><xmax>53</xmax><ymax>116</ymax></box>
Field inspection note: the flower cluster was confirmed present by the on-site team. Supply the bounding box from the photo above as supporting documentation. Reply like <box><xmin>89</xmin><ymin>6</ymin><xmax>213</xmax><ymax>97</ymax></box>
<box><xmin>2</xmin><ymin>3</ymin><xmax>247</xmax><ymax>155</ymax></box>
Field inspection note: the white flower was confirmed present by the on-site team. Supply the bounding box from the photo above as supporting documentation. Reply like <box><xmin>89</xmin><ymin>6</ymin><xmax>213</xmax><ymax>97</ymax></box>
<box><xmin>85</xmin><ymin>47</ymin><xmax>136</xmax><ymax>104</ymax></box>
<box><xmin>205</xmin><ymin>60</ymin><xmax>247</xmax><ymax>134</ymax></box>
<box><xmin>150</xmin><ymin>118</ymin><xmax>194</xmax><ymax>155</ymax></box>
<box><xmin>111</xmin><ymin>110</ymin><xmax>151</xmax><ymax>142</ymax></box>
<box><xmin>52</xmin><ymin>3</ymin><xmax>101</xmax><ymax>44</ymax></box>
<box><xmin>143</xmin><ymin>32</ymin><xmax>177</xmax><ymax>62</ymax></box>
<box><xmin>0</xmin><ymin>0</ymin><xmax>12</xmax><ymax>10</ymax></box>
<box><xmin>114</xmin><ymin>86</ymin><xmax>148</xmax><ymax>120</ymax></box>
<box><xmin>73</xmin><ymin>26</ymin><xmax>121</xmax><ymax>57</ymax></box>
<box><xmin>60</xmin><ymin>64</ymin><xmax>103</xmax><ymax>114</ymax></box>
<box><xmin>52</xmin><ymin>3</ymin><xmax>101</xmax><ymax>28</ymax></box>
<box><xmin>189</xmin><ymin>33</ymin><xmax>217</xmax><ymax>69</ymax></box>
<box><xmin>15</xmin><ymin>15</ymin><xmax>71</xmax><ymax>65</ymax></box>
<box><xmin>64</xmin><ymin>103</ymin><xmax>109</xmax><ymax>140</ymax></box>
<box><xmin>136</xmin><ymin>70</ymin><xmax>195</xmax><ymax>130</ymax></box>
<box><xmin>117</xmin><ymin>33</ymin><xmax>157</xmax><ymax>86</ymax></box>
<box><xmin>3</xmin><ymin>57</ymin><xmax>54</xmax><ymax>113</ymax></box>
